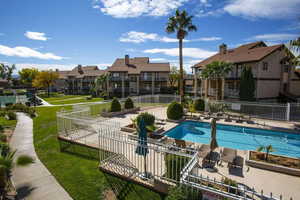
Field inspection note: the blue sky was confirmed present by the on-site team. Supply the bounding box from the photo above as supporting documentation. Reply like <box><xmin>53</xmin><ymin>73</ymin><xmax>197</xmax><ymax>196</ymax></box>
<box><xmin>0</xmin><ymin>0</ymin><xmax>299</xmax><ymax>73</ymax></box>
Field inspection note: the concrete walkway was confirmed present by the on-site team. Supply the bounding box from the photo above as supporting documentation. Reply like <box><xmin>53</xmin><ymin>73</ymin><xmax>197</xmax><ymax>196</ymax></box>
<box><xmin>10</xmin><ymin>113</ymin><xmax>72</xmax><ymax>200</ymax></box>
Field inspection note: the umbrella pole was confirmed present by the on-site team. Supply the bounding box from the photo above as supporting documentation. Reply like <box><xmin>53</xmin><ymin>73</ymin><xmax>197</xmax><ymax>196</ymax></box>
<box><xmin>144</xmin><ymin>155</ymin><xmax>147</xmax><ymax>175</ymax></box>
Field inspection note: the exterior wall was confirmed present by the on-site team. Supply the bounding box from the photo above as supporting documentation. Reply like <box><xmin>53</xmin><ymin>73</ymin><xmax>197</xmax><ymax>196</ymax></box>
<box><xmin>255</xmin><ymin>49</ymin><xmax>284</xmax><ymax>99</ymax></box>
<box><xmin>289</xmin><ymin>81</ymin><xmax>300</xmax><ymax>96</ymax></box>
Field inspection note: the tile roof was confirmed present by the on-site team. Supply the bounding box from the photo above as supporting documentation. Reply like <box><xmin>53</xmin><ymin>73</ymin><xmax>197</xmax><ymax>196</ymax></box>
<box><xmin>193</xmin><ymin>41</ymin><xmax>284</xmax><ymax>68</ymax></box>
<box><xmin>57</xmin><ymin>66</ymin><xmax>106</xmax><ymax>79</ymax></box>
<box><xmin>108</xmin><ymin>57</ymin><xmax>170</xmax><ymax>74</ymax></box>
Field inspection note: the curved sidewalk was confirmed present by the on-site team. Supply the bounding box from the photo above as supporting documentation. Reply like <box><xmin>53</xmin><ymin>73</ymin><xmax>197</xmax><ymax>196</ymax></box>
<box><xmin>10</xmin><ymin>113</ymin><xmax>72</xmax><ymax>200</ymax></box>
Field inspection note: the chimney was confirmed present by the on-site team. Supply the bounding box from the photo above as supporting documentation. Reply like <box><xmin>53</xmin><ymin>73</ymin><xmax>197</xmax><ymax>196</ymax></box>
<box><xmin>77</xmin><ymin>64</ymin><xmax>83</xmax><ymax>74</ymax></box>
<box><xmin>55</xmin><ymin>68</ymin><xmax>59</xmax><ymax>72</ymax></box>
<box><xmin>125</xmin><ymin>55</ymin><xmax>129</xmax><ymax>65</ymax></box>
<box><xmin>219</xmin><ymin>43</ymin><xmax>227</xmax><ymax>54</ymax></box>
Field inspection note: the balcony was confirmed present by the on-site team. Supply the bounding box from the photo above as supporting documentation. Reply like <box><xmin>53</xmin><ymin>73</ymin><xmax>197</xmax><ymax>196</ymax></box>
<box><xmin>155</xmin><ymin>77</ymin><xmax>168</xmax><ymax>81</ymax></box>
<box><xmin>224</xmin><ymin>88</ymin><xmax>239</xmax><ymax>98</ymax></box>
<box><xmin>140</xmin><ymin>76</ymin><xmax>153</xmax><ymax>81</ymax></box>
<box><xmin>110</xmin><ymin>77</ymin><xmax>128</xmax><ymax>81</ymax></box>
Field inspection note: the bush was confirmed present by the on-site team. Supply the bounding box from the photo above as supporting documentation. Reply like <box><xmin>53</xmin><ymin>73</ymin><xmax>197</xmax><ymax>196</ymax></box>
<box><xmin>6</xmin><ymin>111</ymin><xmax>16</xmax><ymax>120</ymax></box>
<box><xmin>0</xmin><ymin>125</ymin><xmax>3</xmax><ymax>133</ymax></box>
<box><xmin>110</xmin><ymin>98</ymin><xmax>121</xmax><ymax>112</ymax></box>
<box><xmin>194</xmin><ymin>99</ymin><xmax>205</xmax><ymax>111</ymax></box>
<box><xmin>136</xmin><ymin>112</ymin><xmax>155</xmax><ymax>127</ymax></box>
<box><xmin>167</xmin><ymin>101</ymin><xmax>184</xmax><ymax>120</ymax></box>
<box><xmin>6</xmin><ymin>103</ymin><xmax>36</xmax><ymax>118</ymax></box>
<box><xmin>166</xmin><ymin>185</ymin><xmax>202</xmax><ymax>200</ymax></box>
<box><xmin>124</xmin><ymin>98</ymin><xmax>134</xmax><ymax>109</ymax></box>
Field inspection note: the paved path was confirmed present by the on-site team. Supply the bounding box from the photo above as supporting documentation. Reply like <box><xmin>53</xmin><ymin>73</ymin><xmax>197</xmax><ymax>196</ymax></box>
<box><xmin>10</xmin><ymin>113</ymin><xmax>72</xmax><ymax>200</ymax></box>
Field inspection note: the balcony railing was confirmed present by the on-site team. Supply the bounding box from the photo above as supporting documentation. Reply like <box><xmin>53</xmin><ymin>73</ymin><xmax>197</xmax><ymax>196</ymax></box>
<box><xmin>224</xmin><ymin>88</ymin><xmax>239</xmax><ymax>98</ymax></box>
<box><xmin>109</xmin><ymin>77</ymin><xmax>129</xmax><ymax>81</ymax></box>
<box><xmin>140</xmin><ymin>76</ymin><xmax>153</xmax><ymax>81</ymax></box>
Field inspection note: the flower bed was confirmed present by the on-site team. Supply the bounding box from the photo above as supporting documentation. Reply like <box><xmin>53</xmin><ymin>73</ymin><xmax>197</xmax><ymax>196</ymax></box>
<box><xmin>246</xmin><ymin>151</ymin><xmax>300</xmax><ymax>176</ymax></box>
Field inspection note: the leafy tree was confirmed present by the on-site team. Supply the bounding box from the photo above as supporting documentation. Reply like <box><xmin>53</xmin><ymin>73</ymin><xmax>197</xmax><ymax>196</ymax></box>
<box><xmin>18</xmin><ymin>68</ymin><xmax>39</xmax><ymax>87</ymax></box>
<box><xmin>257</xmin><ymin>145</ymin><xmax>275</xmax><ymax>161</ymax></box>
<box><xmin>239</xmin><ymin>66</ymin><xmax>255</xmax><ymax>101</ymax></box>
<box><xmin>0</xmin><ymin>64</ymin><xmax>16</xmax><ymax>84</ymax></box>
<box><xmin>200</xmin><ymin>61</ymin><xmax>233</xmax><ymax>100</ymax></box>
<box><xmin>166</xmin><ymin>9</ymin><xmax>197</xmax><ymax>103</ymax></box>
<box><xmin>169</xmin><ymin>66</ymin><xmax>180</xmax><ymax>87</ymax></box>
<box><xmin>32</xmin><ymin>70</ymin><xmax>59</xmax><ymax>97</ymax></box>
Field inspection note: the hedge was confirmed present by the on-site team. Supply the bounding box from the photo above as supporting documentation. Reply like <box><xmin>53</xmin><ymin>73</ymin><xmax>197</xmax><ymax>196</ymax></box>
<box><xmin>167</xmin><ymin>101</ymin><xmax>184</xmax><ymax>120</ymax></box>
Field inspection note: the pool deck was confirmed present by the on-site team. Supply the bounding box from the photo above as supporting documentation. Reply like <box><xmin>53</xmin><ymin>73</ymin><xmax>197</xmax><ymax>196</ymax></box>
<box><xmin>61</xmin><ymin>106</ymin><xmax>300</xmax><ymax>199</ymax></box>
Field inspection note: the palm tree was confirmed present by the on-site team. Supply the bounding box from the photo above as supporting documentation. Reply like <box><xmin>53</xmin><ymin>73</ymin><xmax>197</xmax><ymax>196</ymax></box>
<box><xmin>166</xmin><ymin>9</ymin><xmax>197</xmax><ymax>103</ymax></box>
<box><xmin>257</xmin><ymin>145</ymin><xmax>275</xmax><ymax>161</ymax></box>
<box><xmin>0</xmin><ymin>143</ymin><xmax>34</xmax><ymax>199</ymax></box>
<box><xmin>200</xmin><ymin>61</ymin><xmax>233</xmax><ymax>100</ymax></box>
<box><xmin>93</xmin><ymin>74</ymin><xmax>108</xmax><ymax>97</ymax></box>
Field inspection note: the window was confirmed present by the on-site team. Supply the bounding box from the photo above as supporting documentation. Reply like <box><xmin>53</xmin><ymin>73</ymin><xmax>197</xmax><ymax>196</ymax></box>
<box><xmin>284</xmin><ymin>65</ymin><xmax>289</xmax><ymax>73</ymax></box>
<box><xmin>113</xmin><ymin>73</ymin><xmax>119</xmax><ymax>77</ymax></box>
<box><xmin>263</xmin><ymin>62</ymin><xmax>268</xmax><ymax>71</ymax></box>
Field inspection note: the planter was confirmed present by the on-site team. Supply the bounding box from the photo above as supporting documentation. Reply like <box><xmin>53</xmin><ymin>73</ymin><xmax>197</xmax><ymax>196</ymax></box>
<box><xmin>246</xmin><ymin>151</ymin><xmax>300</xmax><ymax>177</ymax></box>
<box><xmin>121</xmin><ymin>124</ymin><xmax>136</xmax><ymax>133</ymax></box>
<box><xmin>166</xmin><ymin>118</ymin><xmax>184</xmax><ymax>123</ymax></box>
<box><xmin>101</xmin><ymin>107</ymin><xmax>140</xmax><ymax>117</ymax></box>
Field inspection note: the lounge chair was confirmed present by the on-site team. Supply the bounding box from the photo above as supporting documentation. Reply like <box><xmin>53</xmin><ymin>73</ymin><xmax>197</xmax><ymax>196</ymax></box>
<box><xmin>220</xmin><ymin>148</ymin><xmax>237</xmax><ymax>167</ymax></box>
<box><xmin>175</xmin><ymin>139</ymin><xmax>186</xmax><ymax>148</ymax></box>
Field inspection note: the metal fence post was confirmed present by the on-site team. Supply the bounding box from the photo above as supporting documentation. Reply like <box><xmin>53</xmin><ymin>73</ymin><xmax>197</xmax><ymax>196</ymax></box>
<box><xmin>286</xmin><ymin>103</ymin><xmax>290</xmax><ymax>121</ymax></box>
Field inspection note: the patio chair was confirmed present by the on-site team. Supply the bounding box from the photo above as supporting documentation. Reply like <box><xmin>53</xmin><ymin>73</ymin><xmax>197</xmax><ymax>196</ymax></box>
<box><xmin>175</xmin><ymin>139</ymin><xmax>186</xmax><ymax>148</ymax></box>
<box><xmin>220</xmin><ymin>147</ymin><xmax>237</xmax><ymax>167</ymax></box>
<box><xmin>232</xmin><ymin>156</ymin><xmax>244</xmax><ymax>169</ymax></box>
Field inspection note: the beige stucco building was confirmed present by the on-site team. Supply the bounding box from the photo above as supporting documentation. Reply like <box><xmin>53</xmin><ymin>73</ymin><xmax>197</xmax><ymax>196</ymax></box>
<box><xmin>192</xmin><ymin>41</ymin><xmax>300</xmax><ymax>101</ymax></box>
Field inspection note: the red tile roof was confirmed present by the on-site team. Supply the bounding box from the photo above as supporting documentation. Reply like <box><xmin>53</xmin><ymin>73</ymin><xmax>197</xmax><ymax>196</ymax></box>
<box><xmin>193</xmin><ymin>41</ymin><xmax>284</xmax><ymax>68</ymax></box>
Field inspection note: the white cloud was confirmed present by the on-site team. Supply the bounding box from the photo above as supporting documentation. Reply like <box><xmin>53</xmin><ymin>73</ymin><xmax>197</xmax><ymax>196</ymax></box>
<box><xmin>0</xmin><ymin>44</ymin><xmax>65</xmax><ymax>60</ymax></box>
<box><xmin>150</xmin><ymin>58</ymin><xmax>167</xmax><ymax>62</ymax></box>
<box><xmin>94</xmin><ymin>0</ymin><xmax>188</xmax><ymax>18</ymax></box>
<box><xmin>24</xmin><ymin>31</ymin><xmax>49</xmax><ymax>41</ymax></box>
<box><xmin>224</xmin><ymin>0</ymin><xmax>300</xmax><ymax>19</ymax></box>
<box><xmin>249</xmin><ymin>33</ymin><xmax>298</xmax><ymax>42</ymax></box>
<box><xmin>120</xmin><ymin>31</ymin><xmax>221</xmax><ymax>43</ymax></box>
<box><xmin>144</xmin><ymin>48</ymin><xmax>217</xmax><ymax>59</ymax></box>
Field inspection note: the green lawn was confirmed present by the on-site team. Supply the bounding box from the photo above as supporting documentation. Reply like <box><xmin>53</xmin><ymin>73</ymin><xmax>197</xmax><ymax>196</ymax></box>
<box><xmin>33</xmin><ymin>105</ymin><xmax>163</xmax><ymax>200</ymax></box>
<box><xmin>0</xmin><ymin>116</ymin><xmax>17</xmax><ymax>128</ymax></box>
<box><xmin>40</xmin><ymin>94</ymin><xmax>103</xmax><ymax>105</ymax></box>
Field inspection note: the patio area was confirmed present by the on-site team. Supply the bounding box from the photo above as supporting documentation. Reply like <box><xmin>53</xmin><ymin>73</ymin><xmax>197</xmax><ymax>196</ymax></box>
<box><xmin>57</xmin><ymin>105</ymin><xmax>300</xmax><ymax>199</ymax></box>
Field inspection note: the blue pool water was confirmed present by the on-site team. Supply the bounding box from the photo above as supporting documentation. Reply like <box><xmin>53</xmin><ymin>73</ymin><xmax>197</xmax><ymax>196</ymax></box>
<box><xmin>165</xmin><ymin>121</ymin><xmax>300</xmax><ymax>158</ymax></box>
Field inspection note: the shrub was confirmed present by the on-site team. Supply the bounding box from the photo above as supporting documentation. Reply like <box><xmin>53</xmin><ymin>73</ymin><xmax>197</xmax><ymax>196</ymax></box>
<box><xmin>222</xmin><ymin>177</ymin><xmax>238</xmax><ymax>194</ymax></box>
<box><xmin>0</xmin><ymin>125</ymin><xmax>3</xmax><ymax>133</ymax></box>
<box><xmin>165</xmin><ymin>154</ymin><xmax>189</xmax><ymax>181</ymax></box>
<box><xmin>136</xmin><ymin>112</ymin><xmax>155</xmax><ymax>127</ymax></box>
<box><xmin>6</xmin><ymin>111</ymin><xmax>16</xmax><ymax>120</ymax></box>
<box><xmin>167</xmin><ymin>101</ymin><xmax>184</xmax><ymax>120</ymax></box>
<box><xmin>166</xmin><ymin>185</ymin><xmax>202</xmax><ymax>200</ymax></box>
<box><xmin>194</xmin><ymin>98</ymin><xmax>205</xmax><ymax>111</ymax></box>
<box><xmin>110</xmin><ymin>98</ymin><xmax>121</xmax><ymax>112</ymax></box>
<box><xmin>0</xmin><ymin>133</ymin><xmax>6</xmax><ymax>142</ymax></box>
<box><xmin>124</xmin><ymin>98</ymin><xmax>134</xmax><ymax>109</ymax></box>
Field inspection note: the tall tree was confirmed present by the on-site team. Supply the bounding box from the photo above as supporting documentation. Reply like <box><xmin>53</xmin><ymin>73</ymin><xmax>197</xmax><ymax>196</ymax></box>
<box><xmin>239</xmin><ymin>66</ymin><xmax>255</xmax><ymax>101</ymax></box>
<box><xmin>0</xmin><ymin>64</ymin><xmax>16</xmax><ymax>84</ymax></box>
<box><xmin>169</xmin><ymin>66</ymin><xmax>180</xmax><ymax>87</ymax></box>
<box><xmin>18</xmin><ymin>68</ymin><xmax>39</xmax><ymax>87</ymax></box>
<box><xmin>166</xmin><ymin>9</ymin><xmax>197</xmax><ymax>103</ymax></box>
<box><xmin>94</xmin><ymin>74</ymin><xmax>108</xmax><ymax>96</ymax></box>
<box><xmin>200</xmin><ymin>61</ymin><xmax>233</xmax><ymax>100</ymax></box>
<box><xmin>32</xmin><ymin>70</ymin><xmax>59</xmax><ymax>97</ymax></box>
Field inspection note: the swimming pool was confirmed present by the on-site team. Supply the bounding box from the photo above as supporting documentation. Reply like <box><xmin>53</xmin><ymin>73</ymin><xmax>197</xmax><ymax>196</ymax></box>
<box><xmin>165</xmin><ymin>121</ymin><xmax>300</xmax><ymax>158</ymax></box>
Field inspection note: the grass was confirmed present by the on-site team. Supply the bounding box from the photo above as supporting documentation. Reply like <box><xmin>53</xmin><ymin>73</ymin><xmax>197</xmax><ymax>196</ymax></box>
<box><xmin>33</xmin><ymin>104</ymin><xmax>164</xmax><ymax>200</ymax></box>
<box><xmin>39</xmin><ymin>93</ymin><xmax>103</xmax><ymax>105</ymax></box>
<box><xmin>0</xmin><ymin>116</ymin><xmax>17</xmax><ymax>128</ymax></box>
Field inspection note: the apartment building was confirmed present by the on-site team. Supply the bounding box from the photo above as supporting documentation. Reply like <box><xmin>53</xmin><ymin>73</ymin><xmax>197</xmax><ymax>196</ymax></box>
<box><xmin>192</xmin><ymin>41</ymin><xmax>300</xmax><ymax>101</ymax></box>
<box><xmin>107</xmin><ymin>55</ymin><xmax>170</xmax><ymax>97</ymax></box>
<box><xmin>55</xmin><ymin>65</ymin><xmax>106</xmax><ymax>94</ymax></box>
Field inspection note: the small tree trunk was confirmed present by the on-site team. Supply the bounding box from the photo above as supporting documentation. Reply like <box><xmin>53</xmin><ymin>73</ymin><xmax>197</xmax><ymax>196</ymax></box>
<box><xmin>179</xmin><ymin>38</ymin><xmax>184</xmax><ymax>103</ymax></box>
